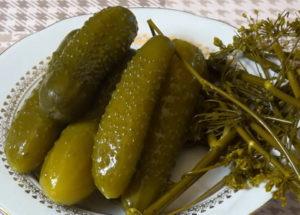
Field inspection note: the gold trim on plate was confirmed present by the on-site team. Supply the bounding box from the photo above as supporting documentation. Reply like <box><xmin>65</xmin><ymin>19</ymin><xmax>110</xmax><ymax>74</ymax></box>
<box><xmin>0</xmin><ymin>207</ymin><xmax>9</xmax><ymax>215</ymax></box>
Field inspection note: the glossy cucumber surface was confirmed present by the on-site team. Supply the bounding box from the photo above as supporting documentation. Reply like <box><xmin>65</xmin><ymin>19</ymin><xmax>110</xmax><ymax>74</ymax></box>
<box><xmin>39</xmin><ymin>119</ymin><xmax>97</xmax><ymax>205</ymax></box>
<box><xmin>5</xmin><ymin>90</ymin><xmax>64</xmax><ymax>173</ymax></box>
<box><xmin>92</xmin><ymin>35</ymin><xmax>175</xmax><ymax>199</ymax></box>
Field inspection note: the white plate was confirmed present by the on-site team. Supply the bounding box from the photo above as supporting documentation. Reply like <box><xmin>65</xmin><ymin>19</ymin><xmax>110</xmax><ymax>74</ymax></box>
<box><xmin>0</xmin><ymin>8</ymin><xmax>272</xmax><ymax>215</ymax></box>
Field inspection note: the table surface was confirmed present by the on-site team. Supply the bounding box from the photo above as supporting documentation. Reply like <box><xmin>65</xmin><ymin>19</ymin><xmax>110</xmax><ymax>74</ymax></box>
<box><xmin>0</xmin><ymin>0</ymin><xmax>299</xmax><ymax>215</ymax></box>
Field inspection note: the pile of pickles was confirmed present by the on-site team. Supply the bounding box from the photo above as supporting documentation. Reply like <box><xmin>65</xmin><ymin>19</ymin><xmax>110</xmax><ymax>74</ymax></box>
<box><xmin>4</xmin><ymin>6</ymin><xmax>206</xmax><ymax>214</ymax></box>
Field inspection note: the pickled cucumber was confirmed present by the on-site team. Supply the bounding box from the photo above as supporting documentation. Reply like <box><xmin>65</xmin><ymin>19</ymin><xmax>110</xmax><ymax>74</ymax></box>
<box><xmin>4</xmin><ymin>90</ymin><xmax>64</xmax><ymax>173</ymax></box>
<box><xmin>52</xmin><ymin>29</ymin><xmax>78</xmax><ymax>58</ymax></box>
<box><xmin>39</xmin><ymin>120</ymin><xmax>97</xmax><ymax>205</ymax></box>
<box><xmin>4</xmin><ymin>30</ymin><xmax>80</xmax><ymax>174</ymax></box>
<box><xmin>92</xmin><ymin>35</ymin><xmax>174</xmax><ymax>199</ymax></box>
<box><xmin>122</xmin><ymin>39</ymin><xmax>207</xmax><ymax>211</ymax></box>
<box><xmin>39</xmin><ymin>6</ymin><xmax>138</xmax><ymax>122</ymax></box>
<box><xmin>39</xmin><ymin>61</ymin><xmax>126</xmax><ymax>205</ymax></box>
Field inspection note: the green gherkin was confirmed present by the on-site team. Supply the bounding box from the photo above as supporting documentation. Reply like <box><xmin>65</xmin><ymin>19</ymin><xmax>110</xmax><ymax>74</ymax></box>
<box><xmin>39</xmin><ymin>120</ymin><xmax>97</xmax><ymax>205</ymax></box>
<box><xmin>4</xmin><ymin>89</ymin><xmax>64</xmax><ymax>173</ymax></box>
<box><xmin>122</xmin><ymin>39</ymin><xmax>207</xmax><ymax>212</ymax></box>
<box><xmin>92</xmin><ymin>35</ymin><xmax>174</xmax><ymax>199</ymax></box>
<box><xmin>39</xmin><ymin>51</ymin><xmax>134</xmax><ymax>205</ymax></box>
<box><xmin>4</xmin><ymin>30</ymin><xmax>78</xmax><ymax>173</ymax></box>
<box><xmin>52</xmin><ymin>29</ymin><xmax>78</xmax><ymax>58</ymax></box>
<box><xmin>39</xmin><ymin>6</ymin><xmax>138</xmax><ymax>122</ymax></box>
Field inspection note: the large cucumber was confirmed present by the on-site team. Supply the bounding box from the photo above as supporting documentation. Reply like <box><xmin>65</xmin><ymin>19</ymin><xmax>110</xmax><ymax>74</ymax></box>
<box><xmin>122</xmin><ymin>39</ymin><xmax>207</xmax><ymax>212</ymax></box>
<box><xmin>3</xmin><ymin>30</ymin><xmax>78</xmax><ymax>173</ymax></box>
<box><xmin>92</xmin><ymin>36</ymin><xmax>174</xmax><ymax>199</ymax></box>
<box><xmin>39</xmin><ymin>6</ymin><xmax>137</xmax><ymax>122</ymax></box>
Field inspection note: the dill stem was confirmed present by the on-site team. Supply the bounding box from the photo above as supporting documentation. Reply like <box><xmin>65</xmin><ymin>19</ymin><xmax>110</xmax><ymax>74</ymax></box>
<box><xmin>208</xmin><ymin>133</ymin><xmax>218</xmax><ymax>148</ymax></box>
<box><xmin>240</xmin><ymin>72</ymin><xmax>265</xmax><ymax>86</ymax></box>
<box><xmin>240</xmin><ymin>72</ymin><xmax>300</xmax><ymax>109</ymax></box>
<box><xmin>264</xmin><ymin>80</ymin><xmax>300</xmax><ymax>109</ymax></box>
<box><xmin>143</xmin><ymin>129</ymin><xmax>236</xmax><ymax>215</ymax></box>
<box><xmin>178</xmin><ymin>55</ymin><xmax>300</xmax><ymax>180</ymax></box>
<box><xmin>183</xmin><ymin>162</ymin><xmax>226</xmax><ymax>177</ymax></box>
<box><xmin>262</xmin><ymin>115</ymin><xmax>292</xmax><ymax>124</ymax></box>
<box><xmin>250</xmin><ymin>122</ymin><xmax>300</xmax><ymax>166</ymax></box>
<box><xmin>147</xmin><ymin>19</ymin><xmax>163</xmax><ymax>36</ymax></box>
<box><xmin>250</xmin><ymin>122</ymin><xmax>283</xmax><ymax>152</ymax></box>
<box><xmin>287</xmin><ymin>69</ymin><xmax>300</xmax><ymax>99</ymax></box>
<box><xmin>235</xmin><ymin>126</ymin><xmax>290</xmax><ymax>178</ymax></box>
<box><xmin>166</xmin><ymin>177</ymin><xmax>227</xmax><ymax>215</ymax></box>
<box><xmin>244</xmin><ymin>53</ymin><xmax>280</xmax><ymax>75</ymax></box>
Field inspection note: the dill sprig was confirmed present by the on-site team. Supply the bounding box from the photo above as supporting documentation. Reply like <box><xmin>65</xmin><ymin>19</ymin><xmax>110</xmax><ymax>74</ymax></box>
<box><xmin>191</xmin><ymin>10</ymin><xmax>300</xmax><ymax>208</ymax></box>
<box><xmin>143</xmin><ymin>11</ymin><xmax>300</xmax><ymax>214</ymax></box>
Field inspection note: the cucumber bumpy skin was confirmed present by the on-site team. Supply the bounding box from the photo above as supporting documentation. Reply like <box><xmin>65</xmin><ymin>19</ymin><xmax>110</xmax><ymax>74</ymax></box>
<box><xmin>122</xmin><ymin>39</ymin><xmax>207</xmax><ymax>212</ymax></box>
<box><xmin>39</xmin><ymin>56</ymin><xmax>129</xmax><ymax>205</ymax></box>
<box><xmin>39</xmin><ymin>6</ymin><xmax>138</xmax><ymax>122</ymax></box>
<box><xmin>3</xmin><ymin>30</ymin><xmax>78</xmax><ymax>174</ymax></box>
<box><xmin>92</xmin><ymin>35</ymin><xmax>175</xmax><ymax>199</ymax></box>
<box><xmin>52</xmin><ymin>29</ymin><xmax>78</xmax><ymax>58</ymax></box>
